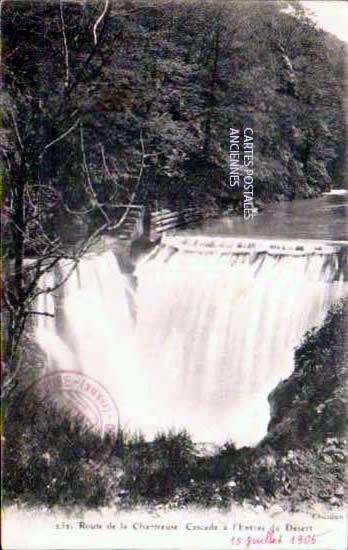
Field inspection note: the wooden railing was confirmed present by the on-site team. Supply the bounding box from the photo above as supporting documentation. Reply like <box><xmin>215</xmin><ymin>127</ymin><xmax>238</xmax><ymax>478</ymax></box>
<box><xmin>151</xmin><ymin>207</ymin><xmax>204</xmax><ymax>233</ymax></box>
<box><xmin>114</xmin><ymin>204</ymin><xmax>218</xmax><ymax>241</ymax></box>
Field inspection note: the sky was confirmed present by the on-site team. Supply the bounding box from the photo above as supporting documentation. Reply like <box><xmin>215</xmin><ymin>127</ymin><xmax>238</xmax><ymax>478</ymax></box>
<box><xmin>300</xmin><ymin>1</ymin><xmax>348</xmax><ymax>43</ymax></box>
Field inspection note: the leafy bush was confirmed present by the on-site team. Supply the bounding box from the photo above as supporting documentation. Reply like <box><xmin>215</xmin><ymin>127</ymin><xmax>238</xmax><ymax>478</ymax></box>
<box><xmin>268</xmin><ymin>299</ymin><xmax>348</xmax><ymax>448</ymax></box>
<box><xmin>3</xmin><ymin>393</ymin><xmax>125</xmax><ymax>509</ymax></box>
<box><xmin>4</xmin><ymin>386</ymin><xmax>238</xmax><ymax>509</ymax></box>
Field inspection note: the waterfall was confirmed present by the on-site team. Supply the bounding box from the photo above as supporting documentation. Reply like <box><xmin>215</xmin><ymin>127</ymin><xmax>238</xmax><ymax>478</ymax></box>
<box><xmin>35</xmin><ymin>251</ymin><xmax>154</xmax><ymax>434</ymax></box>
<box><xmin>35</xmin><ymin>238</ymin><xmax>347</xmax><ymax>447</ymax></box>
<box><xmin>135</xmin><ymin>237</ymin><xmax>347</xmax><ymax>446</ymax></box>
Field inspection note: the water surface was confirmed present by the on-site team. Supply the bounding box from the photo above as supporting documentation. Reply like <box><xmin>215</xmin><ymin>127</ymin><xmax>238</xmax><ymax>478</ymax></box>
<box><xmin>178</xmin><ymin>190</ymin><xmax>348</xmax><ymax>242</ymax></box>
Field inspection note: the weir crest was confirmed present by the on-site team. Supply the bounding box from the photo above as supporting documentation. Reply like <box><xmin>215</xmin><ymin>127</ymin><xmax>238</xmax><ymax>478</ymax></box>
<box><xmin>35</xmin><ymin>236</ymin><xmax>348</xmax><ymax>447</ymax></box>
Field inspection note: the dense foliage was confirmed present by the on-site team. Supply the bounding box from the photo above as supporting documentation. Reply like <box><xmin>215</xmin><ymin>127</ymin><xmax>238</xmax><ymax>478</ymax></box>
<box><xmin>3</xmin><ymin>0</ymin><xmax>347</xmax><ymax>224</ymax></box>
<box><xmin>266</xmin><ymin>298</ymin><xmax>348</xmax><ymax>449</ymax></box>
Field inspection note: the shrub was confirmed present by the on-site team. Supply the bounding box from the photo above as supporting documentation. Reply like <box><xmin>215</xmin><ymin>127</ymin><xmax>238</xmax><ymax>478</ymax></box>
<box><xmin>3</xmin><ymin>393</ymin><xmax>123</xmax><ymax>509</ymax></box>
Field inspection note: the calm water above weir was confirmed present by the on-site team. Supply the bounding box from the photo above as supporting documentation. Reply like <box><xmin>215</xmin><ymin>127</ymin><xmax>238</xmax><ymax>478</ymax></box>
<box><xmin>178</xmin><ymin>190</ymin><xmax>348</xmax><ymax>242</ymax></box>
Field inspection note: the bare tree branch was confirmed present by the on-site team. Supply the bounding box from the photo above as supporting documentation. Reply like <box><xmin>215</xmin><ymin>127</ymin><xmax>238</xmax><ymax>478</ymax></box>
<box><xmin>41</xmin><ymin>117</ymin><xmax>80</xmax><ymax>155</ymax></box>
<box><xmin>80</xmin><ymin>122</ymin><xmax>111</xmax><ymax>224</ymax></box>
<box><xmin>9</xmin><ymin>107</ymin><xmax>23</xmax><ymax>149</ymax></box>
<box><xmin>27</xmin><ymin>311</ymin><xmax>55</xmax><ymax>318</ymax></box>
<box><xmin>106</xmin><ymin>129</ymin><xmax>146</xmax><ymax>231</ymax></box>
<box><xmin>59</xmin><ymin>0</ymin><xmax>70</xmax><ymax>88</ymax></box>
<box><xmin>99</xmin><ymin>142</ymin><xmax>129</xmax><ymax>192</ymax></box>
<box><xmin>93</xmin><ymin>0</ymin><xmax>110</xmax><ymax>46</ymax></box>
<box><xmin>117</xmin><ymin>3</ymin><xmax>171</xmax><ymax>17</ymax></box>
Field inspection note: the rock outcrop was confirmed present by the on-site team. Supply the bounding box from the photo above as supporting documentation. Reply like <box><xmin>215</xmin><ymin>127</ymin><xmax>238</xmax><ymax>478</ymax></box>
<box><xmin>266</xmin><ymin>300</ymin><xmax>347</xmax><ymax>450</ymax></box>
<box><xmin>238</xmin><ymin>299</ymin><xmax>348</xmax><ymax>510</ymax></box>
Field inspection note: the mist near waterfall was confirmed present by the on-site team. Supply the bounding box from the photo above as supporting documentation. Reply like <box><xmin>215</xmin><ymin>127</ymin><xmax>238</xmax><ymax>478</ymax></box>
<box><xmin>35</xmin><ymin>237</ymin><xmax>347</xmax><ymax>448</ymax></box>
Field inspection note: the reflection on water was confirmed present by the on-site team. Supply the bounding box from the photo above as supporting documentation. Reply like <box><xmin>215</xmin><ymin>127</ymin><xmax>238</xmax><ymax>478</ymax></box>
<box><xmin>179</xmin><ymin>190</ymin><xmax>348</xmax><ymax>242</ymax></box>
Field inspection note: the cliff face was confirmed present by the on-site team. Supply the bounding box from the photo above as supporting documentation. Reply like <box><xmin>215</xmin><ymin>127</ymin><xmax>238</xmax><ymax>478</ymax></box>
<box><xmin>266</xmin><ymin>300</ymin><xmax>347</xmax><ymax>450</ymax></box>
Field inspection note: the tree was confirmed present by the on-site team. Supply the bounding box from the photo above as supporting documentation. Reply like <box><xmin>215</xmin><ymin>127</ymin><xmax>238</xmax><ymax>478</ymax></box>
<box><xmin>2</xmin><ymin>0</ymin><xmax>147</xmax><ymax>400</ymax></box>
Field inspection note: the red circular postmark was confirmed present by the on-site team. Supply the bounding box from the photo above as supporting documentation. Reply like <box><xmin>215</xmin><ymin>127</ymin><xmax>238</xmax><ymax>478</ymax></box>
<box><xmin>25</xmin><ymin>370</ymin><xmax>119</xmax><ymax>436</ymax></box>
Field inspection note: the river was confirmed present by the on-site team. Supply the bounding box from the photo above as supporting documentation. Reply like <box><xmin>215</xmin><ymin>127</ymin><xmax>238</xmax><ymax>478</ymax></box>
<box><xmin>177</xmin><ymin>190</ymin><xmax>348</xmax><ymax>242</ymax></box>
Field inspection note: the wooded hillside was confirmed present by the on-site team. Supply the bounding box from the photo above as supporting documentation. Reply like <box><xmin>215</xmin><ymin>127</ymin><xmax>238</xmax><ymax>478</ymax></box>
<box><xmin>3</xmin><ymin>0</ymin><xmax>347</xmax><ymax>234</ymax></box>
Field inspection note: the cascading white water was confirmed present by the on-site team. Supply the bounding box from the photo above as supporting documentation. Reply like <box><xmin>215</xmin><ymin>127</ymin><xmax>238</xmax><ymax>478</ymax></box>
<box><xmin>135</xmin><ymin>237</ymin><xmax>347</xmax><ymax>446</ymax></box>
<box><xmin>35</xmin><ymin>251</ymin><xmax>154</xmax><ymax>433</ymax></box>
<box><xmin>35</xmin><ymin>237</ymin><xmax>347</xmax><ymax>447</ymax></box>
